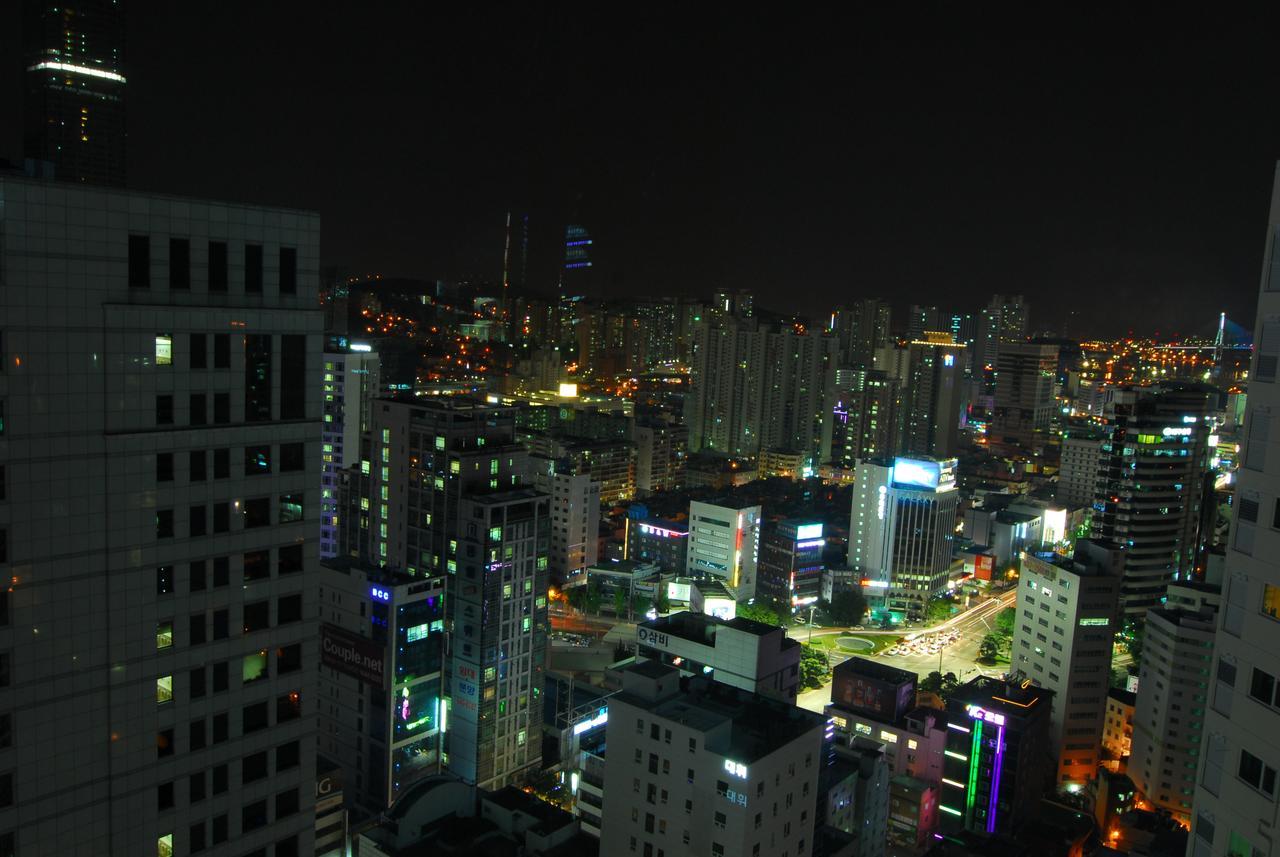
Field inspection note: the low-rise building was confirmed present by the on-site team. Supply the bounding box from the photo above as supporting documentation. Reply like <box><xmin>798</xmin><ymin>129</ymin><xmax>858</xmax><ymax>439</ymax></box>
<box><xmin>758</xmin><ymin>519</ymin><xmax>827</xmax><ymax>608</ymax></box>
<box><xmin>636</xmin><ymin>610</ymin><xmax>801</xmax><ymax>703</ymax></box>
<box><xmin>824</xmin><ymin>738</ymin><xmax>890</xmax><ymax>857</ymax></box>
<box><xmin>888</xmin><ymin>776</ymin><xmax>939</xmax><ymax>855</ymax></box>
<box><xmin>1101</xmin><ymin>687</ymin><xmax>1136</xmax><ymax>768</ymax></box>
<box><xmin>624</xmin><ymin>512</ymin><xmax>690</xmax><ymax>574</ymax></box>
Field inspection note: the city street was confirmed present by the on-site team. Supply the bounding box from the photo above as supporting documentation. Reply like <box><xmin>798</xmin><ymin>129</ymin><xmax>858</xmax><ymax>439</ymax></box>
<box><xmin>796</xmin><ymin>589</ymin><xmax>1017</xmax><ymax>713</ymax></box>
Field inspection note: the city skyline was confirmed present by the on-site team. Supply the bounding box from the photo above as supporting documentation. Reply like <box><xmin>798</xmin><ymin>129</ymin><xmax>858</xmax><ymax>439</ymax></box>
<box><xmin>2</xmin><ymin>7</ymin><xmax>1277</xmax><ymax>334</ymax></box>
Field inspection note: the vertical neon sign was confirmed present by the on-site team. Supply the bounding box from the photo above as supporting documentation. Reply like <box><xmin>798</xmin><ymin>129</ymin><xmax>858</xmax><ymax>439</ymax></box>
<box><xmin>965</xmin><ymin>719</ymin><xmax>982</xmax><ymax>824</ymax></box>
<box><xmin>986</xmin><ymin>724</ymin><xmax>1005</xmax><ymax>833</ymax></box>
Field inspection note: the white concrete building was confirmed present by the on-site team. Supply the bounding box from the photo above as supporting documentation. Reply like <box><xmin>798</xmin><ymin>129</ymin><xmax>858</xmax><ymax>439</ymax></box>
<box><xmin>599</xmin><ymin>661</ymin><xmax>826</xmax><ymax>857</ymax></box>
<box><xmin>1130</xmin><ymin>583</ymin><xmax>1219</xmax><ymax>822</ymax></box>
<box><xmin>0</xmin><ymin>176</ymin><xmax>322</xmax><ymax>855</ymax></box>
<box><xmin>1011</xmin><ymin>540</ymin><xmax>1124</xmax><ymax>786</ymax></box>
<box><xmin>686</xmin><ymin>499</ymin><xmax>762</xmax><ymax>601</ymax></box>
<box><xmin>1057</xmin><ymin>427</ymin><xmax>1104</xmax><ymax>508</ymax></box>
<box><xmin>532</xmin><ymin>456</ymin><xmax>599</xmax><ymax>581</ymax></box>
<box><xmin>635</xmin><ymin>611</ymin><xmax>801</xmax><ymax>703</ymax></box>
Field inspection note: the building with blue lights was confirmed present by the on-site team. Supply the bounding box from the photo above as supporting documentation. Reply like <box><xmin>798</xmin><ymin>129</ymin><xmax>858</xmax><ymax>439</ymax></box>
<box><xmin>318</xmin><ymin>562</ymin><xmax>447</xmax><ymax>817</ymax></box>
<box><xmin>939</xmin><ymin>677</ymin><xmax>1054</xmax><ymax>838</ymax></box>
<box><xmin>758</xmin><ymin>519</ymin><xmax>827</xmax><ymax>607</ymax></box>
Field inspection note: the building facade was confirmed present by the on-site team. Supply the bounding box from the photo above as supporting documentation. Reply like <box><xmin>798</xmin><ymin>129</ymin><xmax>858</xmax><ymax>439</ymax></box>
<box><xmin>990</xmin><ymin>342</ymin><xmax>1058</xmax><ymax>455</ymax></box>
<box><xmin>321</xmin><ymin>341</ymin><xmax>380</xmax><ymax>558</ymax></box>
<box><xmin>1009</xmin><ymin>542</ymin><xmax>1124</xmax><ymax>786</ymax></box>
<box><xmin>757</xmin><ymin>519</ymin><xmax>826</xmax><ymax>608</ymax></box>
<box><xmin>686</xmin><ymin>499</ymin><xmax>762</xmax><ymax>601</ymax></box>
<box><xmin>0</xmin><ymin>176</ymin><xmax>322</xmax><ymax>855</ymax></box>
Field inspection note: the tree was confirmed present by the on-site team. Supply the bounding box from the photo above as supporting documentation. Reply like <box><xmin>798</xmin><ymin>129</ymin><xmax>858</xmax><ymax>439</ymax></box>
<box><xmin>654</xmin><ymin>585</ymin><xmax>670</xmax><ymax>615</ymax></box>
<box><xmin>828</xmin><ymin>589</ymin><xmax>868</xmax><ymax>626</ymax></box>
<box><xmin>994</xmin><ymin>607</ymin><xmax>1016</xmax><ymax>638</ymax></box>
<box><xmin>920</xmin><ymin>671</ymin><xmax>943</xmax><ymax>693</ymax></box>
<box><xmin>940</xmin><ymin>672</ymin><xmax>960</xmax><ymax>696</ymax></box>
<box><xmin>926</xmin><ymin>598</ymin><xmax>955</xmax><ymax>624</ymax></box>
<box><xmin>613</xmin><ymin>586</ymin><xmax>628</xmax><ymax>618</ymax></box>
<box><xmin>632</xmin><ymin>594</ymin><xmax>652</xmax><ymax>618</ymax></box>
<box><xmin>738</xmin><ymin>601</ymin><xmax>786</xmax><ymax>627</ymax></box>
<box><xmin>584</xmin><ymin>581</ymin><xmax>602</xmax><ymax>615</ymax></box>
<box><xmin>978</xmin><ymin>634</ymin><xmax>1001</xmax><ymax>663</ymax></box>
<box><xmin>799</xmin><ymin>644</ymin><xmax>830</xmax><ymax>691</ymax></box>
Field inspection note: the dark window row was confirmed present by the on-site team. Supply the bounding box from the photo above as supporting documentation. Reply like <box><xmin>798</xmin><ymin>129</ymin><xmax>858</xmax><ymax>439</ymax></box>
<box><xmin>156</xmin><ymin>443</ymin><xmax>305</xmax><ymax>483</ymax></box>
<box><xmin>130</xmin><ymin>235</ymin><xmax>297</xmax><ymax>295</ymax></box>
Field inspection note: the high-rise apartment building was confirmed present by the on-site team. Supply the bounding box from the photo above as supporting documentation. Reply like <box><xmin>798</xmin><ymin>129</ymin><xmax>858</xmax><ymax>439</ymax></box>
<box><xmin>599</xmin><ymin>662</ymin><xmax>826</xmax><ymax>857</ymax></box>
<box><xmin>321</xmin><ymin>340</ymin><xmax>380</xmax><ymax>558</ymax></box>
<box><xmin>847</xmin><ymin>457</ymin><xmax>960</xmax><ymax>621</ymax></box>
<box><xmin>633</xmin><ymin>418</ymin><xmax>688</xmax><ymax>496</ymax></box>
<box><xmin>0</xmin><ymin>176</ymin><xmax>322</xmax><ymax>855</ymax></box>
<box><xmin>990</xmin><ymin>342</ymin><xmax>1059</xmax><ymax>455</ymax></box>
<box><xmin>973</xmin><ymin>294</ymin><xmax>1029</xmax><ymax>372</ymax></box>
<box><xmin>1010</xmin><ymin>541</ymin><xmax>1124</xmax><ymax>786</ymax></box>
<box><xmin>939</xmin><ymin>678</ymin><xmax>1053</xmax><ymax>838</ymax></box>
<box><xmin>907</xmin><ymin>305</ymin><xmax>943</xmax><ymax>341</ymax></box>
<box><xmin>829</xmin><ymin>369</ymin><xmax>901</xmax><ymax>468</ymax></box>
<box><xmin>1129</xmin><ymin>582</ymin><xmax>1219</xmax><ymax>822</ymax></box>
<box><xmin>686</xmin><ymin>499</ymin><xmax>762</xmax><ymax>600</ymax></box>
<box><xmin>1090</xmin><ymin>384</ymin><xmax>1215</xmax><ymax>618</ymax></box>
<box><xmin>831</xmin><ymin>299</ymin><xmax>893</xmax><ymax>368</ymax></box>
<box><xmin>1188</xmin><ymin>164</ymin><xmax>1280</xmax><ymax>857</ymax></box>
<box><xmin>686</xmin><ymin>316</ymin><xmax>838</xmax><ymax>466</ymax></box>
<box><xmin>901</xmin><ymin>337</ymin><xmax>966</xmax><ymax>458</ymax></box>
<box><xmin>23</xmin><ymin>0</ymin><xmax>127</xmax><ymax>185</ymax></box>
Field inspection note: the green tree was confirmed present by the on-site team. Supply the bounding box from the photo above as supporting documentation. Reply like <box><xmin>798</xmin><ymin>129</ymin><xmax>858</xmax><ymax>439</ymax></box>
<box><xmin>828</xmin><ymin>589</ymin><xmax>868</xmax><ymax>626</ymax></box>
<box><xmin>994</xmin><ymin>607</ymin><xmax>1016</xmax><ymax>638</ymax></box>
<box><xmin>978</xmin><ymin>634</ymin><xmax>1001</xmax><ymax>663</ymax></box>
<box><xmin>738</xmin><ymin>601</ymin><xmax>786</xmax><ymax>627</ymax></box>
<box><xmin>632</xmin><ymin>594</ymin><xmax>652</xmax><ymax>618</ymax></box>
<box><xmin>654</xmin><ymin>585</ymin><xmax>670</xmax><ymax>615</ymax></box>
<box><xmin>926</xmin><ymin>598</ymin><xmax>955</xmax><ymax>624</ymax></box>
<box><xmin>920</xmin><ymin>671</ymin><xmax>943</xmax><ymax>693</ymax></box>
<box><xmin>799</xmin><ymin>644</ymin><xmax>830</xmax><ymax>690</ymax></box>
<box><xmin>940</xmin><ymin>672</ymin><xmax>960</xmax><ymax>696</ymax></box>
<box><xmin>584</xmin><ymin>581</ymin><xmax>602</xmax><ymax>615</ymax></box>
<box><xmin>613</xmin><ymin>586</ymin><xmax>628</xmax><ymax>618</ymax></box>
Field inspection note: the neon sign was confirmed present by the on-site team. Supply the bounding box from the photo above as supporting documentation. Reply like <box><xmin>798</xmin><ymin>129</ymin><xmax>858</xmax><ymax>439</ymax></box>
<box><xmin>724</xmin><ymin>759</ymin><xmax>748</xmax><ymax>779</ymax></box>
<box><xmin>965</xmin><ymin>704</ymin><xmax>1006</xmax><ymax>726</ymax></box>
<box><xmin>371</xmin><ymin>586</ymin><xmax>392</xmax><ymax>602</ymax></box>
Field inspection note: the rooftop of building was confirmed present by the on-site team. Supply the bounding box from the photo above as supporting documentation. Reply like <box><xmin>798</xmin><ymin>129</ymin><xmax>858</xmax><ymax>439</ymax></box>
<box><xmin>485</xmin><ymin>786</ymin><xmax>578</xmax><ymax>835</ymax></box>
<box><xmin>0</xmin><ymin>172</ymin><xmax>320</xmax><ymax>215</ymax></box>
<box><xmin>948</xmin><ymin>675</ymin><xmax>1053</xmax><ymax>720</ymax></box>
<box><xmin>631</xmin><ymin>516</ymin><xmax>690</xmax><ymax>533</ymax></box>
<box><xmin>1107</xmin><ymin>686</ymin><xmax>1137</xmax><ymax>707</ymax></box>
<box><xmin>464</xmin><ymin>487</ymin><xmax>548</xmax><ymax>506</ymax></box>
<box><xmin>834</xmin><ymin>655</ymin><xmax>916</xmax><ymax>687</ymax></box>
<box><xmin>691</xmin><ymin>495</ymin><xmax>762</xmax><ymax>511</ymax></box>
<box><xmin>640</xmin><ymin>610</ymin><xmax>796</xmax><ymax>647</ymax></box>
<box><xmin>586</xmin><ymin>559</ymin><xmax>660</xmax><ymax>578</ymax></box>
<box><xmin>1145</xmin><ymin>606</ymin><xmax>1218</xmax><ymax>632</ymax></box>
<box><xmin>614</xmin><ymin>662</ymin><xmax>826</xmax><ymax>761</ymax></box>
<box><xmin>319</xmin><ymin>557</ymin><xmax>447</xmax><ymax>590</ymax></box>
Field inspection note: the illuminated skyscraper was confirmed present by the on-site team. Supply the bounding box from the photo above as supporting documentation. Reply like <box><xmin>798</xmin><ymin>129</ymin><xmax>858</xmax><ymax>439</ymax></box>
<box><xmin>901</xmin><ymin>336</ymin><xmax>967</xmax><ymax>458</ymax></box>
<box><xmin>23</xmin><ymin>0</ymin><xmax>127</xmax><ymax>185</ymax></box>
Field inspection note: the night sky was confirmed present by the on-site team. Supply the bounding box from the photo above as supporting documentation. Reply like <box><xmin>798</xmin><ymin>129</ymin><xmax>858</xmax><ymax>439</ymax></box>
<box><xmin>4</xmin><ymin>6</ymin><xmax>1279</xmax><ymax>336</ymax></box>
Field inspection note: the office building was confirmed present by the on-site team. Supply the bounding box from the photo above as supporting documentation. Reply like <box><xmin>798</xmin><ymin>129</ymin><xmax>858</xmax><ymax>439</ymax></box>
<box><xmin>1010</xmin><ymin>541</ymin><xmax>1125</xmax><ymax>786</ymax></box>
<box><xmin>940</xmin><ymin>678</ymin><xmax>1054</xmax><ymax>837</ymax></box>
<box><xmin>527</xmin><ymin>432</ymin><xmax>636</xmax><ymax>504</ymax></box>
<box><xmin>1090</xmin><ymin>384</ymin><xmax>1215</xmax><ymax>617</ymax></box>
<box><xmin>624</xmin><ymin>512</ymin><xmax>690</xmax><ymax>574</ymax></box>
<box><xmin>321</xmin><ymin>339</ymin><xmax>380</xmax><ymax>558</ymax></box>
<box><xmin>636</xmin><ymin>611</ymin><xmax>802</xmax><ymax>703</ymax></box>
<box><xmin>1129</xmin><ymin>582</ymin><xmax>1219</xmax><ymax>822</ymax></box>
<box><xmin>757</xmin><ymin>519</ymin><xmax>826</xmax><ymax>607</ymax></box>
<box><xmin>0</xmin><ymin>176</ymin><xmax>322</xmax><ymax>855</ymax></box>
<box><xmin>317</xmin><ymin>563</ymin><xmax>447</xmax><ymax>815</ymax></box>
<box><xmin>23</xmin><ymin>0</ymin><xmax>127</xmax><ymax>185</ymax></box>
<box><xmin>990</xmin><ymin>342</ymin><xmax>1059</xmax><ymax>456</ymax></box>
<box><xmin>686</xmin><ymin>499</ymin><xmax>762</xmax><ymax>600</ymax></box>
<box><xmin>532</xmin><ymin>456</ymin><xmax>600</xmax><ymax>582</ymax></box>
<box><xmin>599</xmin><ymin>661</ymin><xmax>827</xmax><ymax>857</ymax></box>
<box><xmin>1057</xmin><ymin>425</ymin><xmax>1105</xmax><ymax>508</ymax></box>
<box><xmin>633</xmin><ymin>418</ymin><xmax>688</xmax><ymax>496</ymax></box>
<box><xmin>847</xmin><ymin>457</ymin><xmax>960</xmax><ymax>621</ymax></box>
<box><xmin>901</xmin><ymin>337</ymin><xmax>967</xmax><ymax>458</ymax></box>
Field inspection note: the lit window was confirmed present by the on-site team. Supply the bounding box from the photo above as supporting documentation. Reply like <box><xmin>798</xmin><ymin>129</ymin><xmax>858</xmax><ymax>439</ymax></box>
<box><xmin>242</xmin><ymin>650</ymin><xmax>268</xmax><ymax>684</ymax></box>
<box><xmin>435</xmin><ymin>436</ymin><xmax>445</xmax><ymax>450</ymax></box>
<box><xmin>1264</xmin><ymin>583</ymin><xmax>1280</xmax><ymax>621</ymax></box>
<box><xmin>490</xmin><ymin>527</ymin><xmax>502</xmax><ymax>542</ymax></box>
<box><xmin>450</xmin><ymin>460</ymin><xmax>460</xmax><ymax>474</ymax></box>
<box><xmin>382</xmin><ymin>429</ymin><xmax>390</xmax><ymax>444</ymax></box>
<box><xmin>156</xmin><ymin>621</ymin><xmax>173</xmax><ymax>649</ymax></box>
<box><xmin>155</xmin><ymin>334</ymin><xmax>172</xmax><ymax>366</ymax></box>
<box><xmin>158</xmin><ymin>834</ymin><xmax>173</xmax><ymax>857</ymax></box>
<box><xmin>157</xmin><ymin>675</ymin><xmax>173</xmax><ymax>704</ymax></box>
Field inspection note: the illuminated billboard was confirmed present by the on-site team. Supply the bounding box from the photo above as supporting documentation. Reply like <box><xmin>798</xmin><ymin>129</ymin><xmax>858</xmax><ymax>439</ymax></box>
<box><xmin>795</xmin><ymin>523</ymin><xmax>824</xmax><ymax>540</ymax></box>
<box><xmin>892</xmin><ymin>457</ymin><xmax>956</xmax><ymax>491</ymax></box>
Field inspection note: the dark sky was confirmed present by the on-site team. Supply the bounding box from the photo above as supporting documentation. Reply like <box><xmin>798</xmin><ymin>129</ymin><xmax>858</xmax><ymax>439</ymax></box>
<box><xmin>4</xmin><ymin>6</ymin><xmax>1279</xmax><ymax>336</ymax></box>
